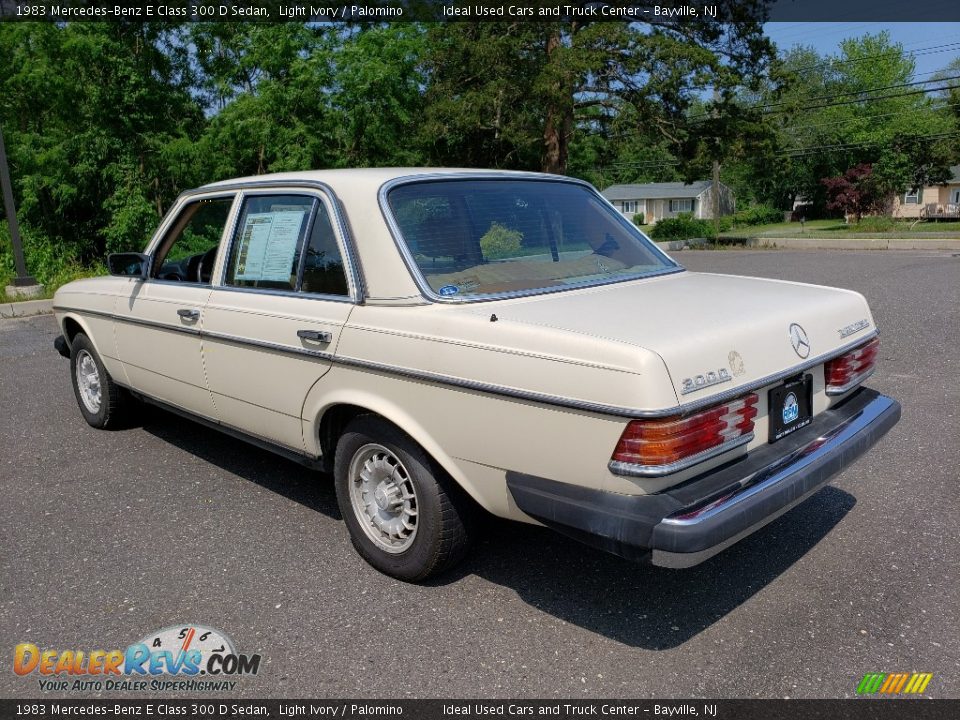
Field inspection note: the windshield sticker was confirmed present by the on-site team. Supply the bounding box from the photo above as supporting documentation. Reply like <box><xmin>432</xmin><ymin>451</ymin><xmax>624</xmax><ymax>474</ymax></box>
<box><xmin>234</xmin><ymin>211</ymin><xmax>305</xmax><ymax>283</ymax></box>
<box><xmin>438</xmin><ymin>285</ymin><xmax>460</xmax><ymax>297</ymax></box>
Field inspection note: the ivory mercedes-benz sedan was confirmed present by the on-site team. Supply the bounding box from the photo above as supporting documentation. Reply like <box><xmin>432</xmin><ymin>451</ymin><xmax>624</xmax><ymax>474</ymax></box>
<box><xmin>53</xmin><ymin>169</ymin><xmax>900</xmax><ymax>581</ymax></box>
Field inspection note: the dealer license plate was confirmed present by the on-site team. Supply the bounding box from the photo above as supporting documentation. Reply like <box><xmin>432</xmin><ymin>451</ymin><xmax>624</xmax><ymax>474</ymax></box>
<box><xmin>768</xmin><ymin>374</ymin><xmax>813</xmax><ymax>442</ymax></box>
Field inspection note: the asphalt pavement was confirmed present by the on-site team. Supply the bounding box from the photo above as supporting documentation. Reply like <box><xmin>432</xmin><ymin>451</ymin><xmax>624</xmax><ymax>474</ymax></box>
<box><xmin>1</xmin><ymin>250</ymin><xmax>957</xmax><ymax>699</ymax></box>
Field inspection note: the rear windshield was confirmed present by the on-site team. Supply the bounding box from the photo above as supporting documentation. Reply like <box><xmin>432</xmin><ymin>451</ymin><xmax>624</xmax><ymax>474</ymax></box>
<box><xmin>385</xmin><ymin>179</ymin><xmax>677</xmax><ymax>299</ymax></box>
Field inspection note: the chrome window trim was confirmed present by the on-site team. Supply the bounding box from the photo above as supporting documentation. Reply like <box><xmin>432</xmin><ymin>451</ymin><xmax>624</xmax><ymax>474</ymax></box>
<box><xmin>376</xmin><ymin>172</ymin><xmax>683</xmax><ymax>304</ymax></box>
<box><xmin>208</xmin><ymin>284</ymin><xmax>355</xmax><ymax>305</ymax></box>
<box><xmin>52</xmin><ymin>309</ymin><xmax>879</xmax><ymax>421</ymax></box>
<box><xmin>608</xmin><ymin>433</ymin><xmax>754</xmax><ymax>478</ymax></box>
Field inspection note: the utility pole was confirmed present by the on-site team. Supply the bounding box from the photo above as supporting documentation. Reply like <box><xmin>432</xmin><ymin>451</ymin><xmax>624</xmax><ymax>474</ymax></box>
<box><xmin>711</xmin><ymin>87</ymin><xmax>721</xmax><ymax>245</ymax></box>
<box><xmin>0</xmin><ymin>122</ymin><xmax>40</xmax><ymax>296</ymax></box>
<box><xmin>712</xmin><ymin>158</ymin><xmax>721</xmax><ymax>244</ymax></box>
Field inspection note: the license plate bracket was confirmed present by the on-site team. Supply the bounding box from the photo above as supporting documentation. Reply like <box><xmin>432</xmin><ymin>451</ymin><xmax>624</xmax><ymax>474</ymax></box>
<box><xmin>768</xmin><ymin>374</ymin><xmax>813</xmax><ymax>442</ymax></box>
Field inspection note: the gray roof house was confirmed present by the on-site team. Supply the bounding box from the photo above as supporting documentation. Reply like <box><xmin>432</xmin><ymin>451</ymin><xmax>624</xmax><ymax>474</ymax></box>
<box><xmin>602</xmin><ymin>181</ymin><xmax>735</xmax><ymax>224</ymax></box>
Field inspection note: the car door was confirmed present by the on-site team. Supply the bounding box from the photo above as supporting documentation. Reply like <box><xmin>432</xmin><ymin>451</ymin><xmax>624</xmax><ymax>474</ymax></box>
<box><xmin>200</xmin><ymin>189</ymin><xmax>356</xmax><ymax>452</ymax></box>
<box><xmin>115</xmin><ymin>193</ymin><xmax>236</xmax><ymax>420</ymax></box>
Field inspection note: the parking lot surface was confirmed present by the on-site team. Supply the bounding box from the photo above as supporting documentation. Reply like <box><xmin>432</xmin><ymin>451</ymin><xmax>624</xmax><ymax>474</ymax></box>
<box><xmin>1</xmin><ymin>250</ymin><xmax>958</xmax><ymax>699</ymax></box>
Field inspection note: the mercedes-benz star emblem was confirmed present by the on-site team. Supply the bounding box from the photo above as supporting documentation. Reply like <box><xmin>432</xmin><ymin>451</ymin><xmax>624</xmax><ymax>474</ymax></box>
<box><xmin>789</xmin><ymin>323</ymin><xmax>810</xmax><ymax>358</ymax></box>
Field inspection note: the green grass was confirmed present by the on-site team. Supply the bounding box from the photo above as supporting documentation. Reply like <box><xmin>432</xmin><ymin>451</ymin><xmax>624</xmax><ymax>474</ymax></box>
<box><xmin>720</xmin><ymin>218</ymin><xmax>960</xmax><ymax>239</ymax></box>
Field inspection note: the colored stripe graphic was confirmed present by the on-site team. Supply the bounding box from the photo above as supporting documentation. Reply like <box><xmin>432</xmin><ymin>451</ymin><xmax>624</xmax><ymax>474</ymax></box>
<box><xmin>857</xmin><ymin>673</ymin><xmax>933</xmax><ymax>694</ymax></box>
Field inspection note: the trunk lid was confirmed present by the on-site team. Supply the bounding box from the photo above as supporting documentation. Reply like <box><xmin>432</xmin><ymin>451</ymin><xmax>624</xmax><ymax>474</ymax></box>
<box><xmin>474</xmin><ymin>271</ymin><xmax>876</xmax><ymax>405</ymax></box>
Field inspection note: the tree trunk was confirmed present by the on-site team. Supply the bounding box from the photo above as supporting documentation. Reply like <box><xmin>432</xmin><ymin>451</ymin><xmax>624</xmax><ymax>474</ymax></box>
<box><xmin>542</xmin><ymin>29</ymin><xmax>574</xmax><ymax>176</ymax></box>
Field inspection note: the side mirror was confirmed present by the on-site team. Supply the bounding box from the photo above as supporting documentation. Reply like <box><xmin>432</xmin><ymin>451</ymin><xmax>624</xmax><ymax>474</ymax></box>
<box><xmin>107</xmin><ymin>252</ymin><xmax>150</xmax><ymax>280</ymax></box>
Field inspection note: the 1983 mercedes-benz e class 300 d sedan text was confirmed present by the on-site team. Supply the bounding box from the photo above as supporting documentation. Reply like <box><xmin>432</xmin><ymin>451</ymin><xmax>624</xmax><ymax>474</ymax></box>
<box><xmin>53</xmin><ymin>169</ymin><xmax>900</xmax><ymax>581</ymax></box>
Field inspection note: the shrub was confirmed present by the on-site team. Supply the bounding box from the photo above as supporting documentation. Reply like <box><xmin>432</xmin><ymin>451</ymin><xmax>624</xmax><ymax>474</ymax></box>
<box><xmin>650</xmin><ymin>213</ymin><xmax>714</xmax><ymax>241</ymax></box>
<box><xmin>631</xmin><ymin>212</ymin><xmax>646</xmax><ymax>226</ymax></box>
<box><xmin>730</xmin><ymin>204</ymin><xmax>784</xmax><ymax>227</ymax></box>
<box><xmin>1</xmin><ymin>220</ymin><xmax>105</xmax><ymax>294</ymax></box>
<box><xmin>480</xmin><ymin>222</ymin><xmax>523</xmax><ymax>259</ymax></box>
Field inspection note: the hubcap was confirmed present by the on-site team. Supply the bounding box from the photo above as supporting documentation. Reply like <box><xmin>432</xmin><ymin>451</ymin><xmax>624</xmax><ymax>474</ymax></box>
<box><xmin>348</xmin><ymin>443</ymin><xmax>419</xmax><ymax>553</ymax></box>
<box><xmin>75</xmin><ymin>350</ymin><xmax>102</xmax><ymax>414</ymax></box>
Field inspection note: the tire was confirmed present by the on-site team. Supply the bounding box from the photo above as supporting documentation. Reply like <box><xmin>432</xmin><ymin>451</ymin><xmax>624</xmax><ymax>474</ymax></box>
<box><xmin>334</xmin><ymin>416</ymin><xmax>474</xmax><ymax>582</ymax></box>
<box><xmin>69</xmin><ymin>332</ymin><xmax>134</xmax><ymax>429</ymax></box>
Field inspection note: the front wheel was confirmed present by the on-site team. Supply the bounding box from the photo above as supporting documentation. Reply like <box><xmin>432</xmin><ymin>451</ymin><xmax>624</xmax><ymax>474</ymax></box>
<box><xmin>69</xmin><ymin>332</ymin><xmax>134</xmax><ymax>429</ymax></box>
<box><xmin>334</xmin><ymin>416</ymin><xmax>474</xmax><ymax>582</ymax></box>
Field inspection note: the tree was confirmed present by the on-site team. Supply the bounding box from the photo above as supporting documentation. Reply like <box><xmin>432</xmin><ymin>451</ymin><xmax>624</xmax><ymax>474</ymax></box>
<box><xmin>821</xmin><ymin>164</ymin><xmax>887</xmax><ymax>222</ymax></box>
<box><xmin>0</xmin><ymin>23</ymin><xmax>204</xmax><ymax>259</ymax></box>
<box><xmin>422</xmin><ymin>11</ymin><xmax>777</xmax><ymax>176</ymax></box>
<box><xmin>737</xmin><ymin>32</ymin><xmax>957</xmax><ymax>211</ymax></box>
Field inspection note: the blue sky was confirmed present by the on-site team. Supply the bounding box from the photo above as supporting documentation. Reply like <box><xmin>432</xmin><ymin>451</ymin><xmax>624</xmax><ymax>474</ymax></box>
<box><xmin>764</xmin><ymin>22</ymin><xmax>960</xmax><ymax>77</ymax></box>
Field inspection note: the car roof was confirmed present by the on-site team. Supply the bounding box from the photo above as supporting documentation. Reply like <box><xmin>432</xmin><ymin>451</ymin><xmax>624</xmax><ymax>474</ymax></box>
<box><xmin>199</xmin><ymin>167</ymin><xmax>565</xmax><ymax>191</ymax></box>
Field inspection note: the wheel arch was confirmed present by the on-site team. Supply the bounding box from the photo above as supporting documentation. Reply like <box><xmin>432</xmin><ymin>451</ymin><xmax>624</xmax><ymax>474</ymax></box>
<box><xmin>310</xmin><ymin>392</ymin><xmax>494</xmax><ymax>514</ymax></box>
<box><xmin>59</xmin><ymin>313</ymin><xmax>96</xmax><ymax>353</ymax></box>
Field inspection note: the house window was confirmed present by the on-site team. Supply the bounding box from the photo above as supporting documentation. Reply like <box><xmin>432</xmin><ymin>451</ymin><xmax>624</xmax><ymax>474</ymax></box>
<box><xmin>903</xmin><ymin>189</ymin><xmax>921</xmax><ymax>205</ymax></box>
<box><xmin>669</xmin><ymin>198</ymin><xmax>693</xmax><ymax>213</ymax></box>
<box><xmin>621</xmin><ymin>201</ymin><xmax>638</xmax><ymax>213</ymax></box>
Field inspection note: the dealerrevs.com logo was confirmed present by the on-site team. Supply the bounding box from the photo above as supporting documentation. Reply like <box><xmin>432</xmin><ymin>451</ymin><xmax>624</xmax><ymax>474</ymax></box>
<box><xmin>13</xmin><ymin>624</ymin><xmax>261</xmax><ymax>692</ymax></box>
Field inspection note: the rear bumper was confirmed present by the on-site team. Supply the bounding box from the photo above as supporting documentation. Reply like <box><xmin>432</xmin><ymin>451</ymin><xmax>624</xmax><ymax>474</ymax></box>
<box><xmin>506</xmin><ymin>387</ymin><xmax>900</xmax><ymax>568</ymax></box>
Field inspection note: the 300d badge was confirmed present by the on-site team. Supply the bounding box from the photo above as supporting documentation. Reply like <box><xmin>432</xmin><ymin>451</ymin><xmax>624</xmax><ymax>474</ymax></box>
<box><xmin>680</xmin><ymin>368</ymin><xmax>732</xmax><ymax>395</ymax></box>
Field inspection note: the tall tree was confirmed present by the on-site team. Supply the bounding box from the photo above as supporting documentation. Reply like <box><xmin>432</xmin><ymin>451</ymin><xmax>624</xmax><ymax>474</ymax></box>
<box><xmin>422</xmin><ymin>10</ymin><xmax>777</xmax><ymax>177</ymax></box>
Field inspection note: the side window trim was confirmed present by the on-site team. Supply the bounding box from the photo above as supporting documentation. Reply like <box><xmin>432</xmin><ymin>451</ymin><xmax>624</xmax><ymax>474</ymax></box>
<box><xmin>214</xmin><ymin>188</ymin><xmax>356</xmax><ymax>303</ymax></box>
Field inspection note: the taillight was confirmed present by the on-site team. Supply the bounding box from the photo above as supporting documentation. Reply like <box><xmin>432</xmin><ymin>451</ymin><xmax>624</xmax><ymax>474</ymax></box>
<box><xmin>824</xmin><ymin>337</ymin><xmax>879</xmax><ymax>395</ymax></box>
<box><xmin>611</xmin><ymin>393</ymin><xmax>758</xmax><ymax>470</ymax></box>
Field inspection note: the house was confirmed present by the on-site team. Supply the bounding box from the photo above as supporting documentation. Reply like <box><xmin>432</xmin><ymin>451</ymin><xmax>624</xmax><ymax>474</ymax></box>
<box><xmin>892</xmin><ymin>165</ymin><xmax>960</xmax><ymax>220</ymax></box>
<box><xmin>601</xmin><ymin>180</ymin><xmax>735</xmax><ymax>224</ymax></box>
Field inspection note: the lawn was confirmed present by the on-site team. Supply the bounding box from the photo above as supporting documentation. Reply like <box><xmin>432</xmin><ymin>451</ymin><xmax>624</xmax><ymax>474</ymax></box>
<box><xmin>719</xmin><ymin>218</ymin><xmax>960</xmax><ymax>239</ymax></box>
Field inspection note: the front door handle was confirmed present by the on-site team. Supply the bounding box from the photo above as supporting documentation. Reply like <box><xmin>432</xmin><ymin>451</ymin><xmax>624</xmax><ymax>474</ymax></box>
<box><xmin>297</xmin><ymin>329</ymin><xmax>333</xmax><ymax>343</ymax></box>
<box><xmin>177</xmin><ymin>308</ymin><xmax>200</xmax><ymax>321</ymax></box>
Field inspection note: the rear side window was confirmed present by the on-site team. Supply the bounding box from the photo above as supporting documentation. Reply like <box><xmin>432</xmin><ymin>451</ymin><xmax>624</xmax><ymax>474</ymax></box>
<box><xmin>225</xmin><ymin>195</ymin><xmax>314</xmax><ymax>291</ymax></box>
<box><xmin>223</xmin><ymin>193</ymin><xmax>350</xmax><ymax>297</ymax></box>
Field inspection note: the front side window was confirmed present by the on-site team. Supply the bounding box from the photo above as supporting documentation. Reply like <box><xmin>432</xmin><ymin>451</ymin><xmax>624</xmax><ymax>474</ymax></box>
<box><xmin>386</xmin><ymin>179</ymin><xmax>676</xmax><ymax>299</ymax></box>
<box><xmin>153</xmin><ymin>197</ymin><xmax>234</xmax><ymax>283</ymax></box>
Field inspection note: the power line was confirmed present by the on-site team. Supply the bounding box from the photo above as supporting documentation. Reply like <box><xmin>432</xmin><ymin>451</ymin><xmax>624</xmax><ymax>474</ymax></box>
<box><xmin>602</xmin><ymin>129</ymin><xmax>960</xmax><ymax>171</ymax></box>
<box><xmin>684</xmin><ymin>80</ymin><xmax>960</xmax><ymax>124</ymax></box>
<box><xmin>791</xmin><ymin>82</ymin><xmax>960</xmax><ymax>113</ymax></box>
<box><xmin>781</xmin><ymin>101</ymin><xmax>960</xmax><ymax>134</ymax></box>
<box><xmin>784</xmin><ymin>39</ymin><xmax>960</xmax><ymax>75</ymax></box>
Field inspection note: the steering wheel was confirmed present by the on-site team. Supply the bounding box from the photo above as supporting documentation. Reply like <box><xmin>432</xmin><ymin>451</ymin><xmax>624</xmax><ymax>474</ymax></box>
<box><xmin>196</xmin><ymin>247</ymin><xmax>219</xmax><ymax>283</ymax></box>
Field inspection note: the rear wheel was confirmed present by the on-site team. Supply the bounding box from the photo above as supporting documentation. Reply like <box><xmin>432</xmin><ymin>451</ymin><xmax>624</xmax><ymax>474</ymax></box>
<box><xmin>69</xmin><ymin>332</ymin><xmax>134</xmax><ymax>429</ymax></box>
<box><xmin>334</xmin><ymin>416</ymin><xmax>474</xmax><ymax>582</ymax></box>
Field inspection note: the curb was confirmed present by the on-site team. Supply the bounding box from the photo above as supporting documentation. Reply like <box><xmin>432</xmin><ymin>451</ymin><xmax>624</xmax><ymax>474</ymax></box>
<box><xmin>0</xmin><ymin>298</ymin><xmax>54</xmax><ymax>319</ymax></box>
<box><xmin>743</xmin><ymin>237</ymin><xmax>960</xmax><ymax>251</ymax></box>
<box><xmin>655</xmin><ymin>238</ymin><xmax>708</xmax><ymax>251</ymax></box>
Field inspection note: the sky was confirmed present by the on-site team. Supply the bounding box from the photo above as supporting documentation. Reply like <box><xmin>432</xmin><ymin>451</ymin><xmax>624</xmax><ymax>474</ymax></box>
<box><xmin>763</xmin><ymin>22</ymin><xmax>960</xmax><ymax>77</ymax></box>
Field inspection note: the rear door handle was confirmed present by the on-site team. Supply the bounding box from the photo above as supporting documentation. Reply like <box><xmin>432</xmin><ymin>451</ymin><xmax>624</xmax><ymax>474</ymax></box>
<box><xmin>297</xmin><ymin>329</ymin><xmax>333</xmax><ymax>343</ymax></box>
<box><xmin>177</xmin><ymin>308</ymin><xmax>200</xmax><ymax>321</ymax></box>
